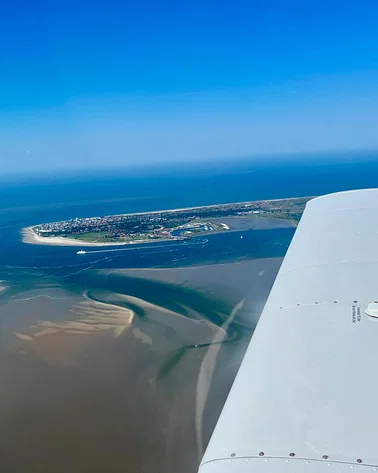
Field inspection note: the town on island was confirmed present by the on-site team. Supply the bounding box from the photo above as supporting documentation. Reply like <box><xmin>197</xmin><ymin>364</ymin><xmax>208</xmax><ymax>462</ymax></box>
<box><xmin>23</xmin><ymin>197</ymin><xmax>312</xmax><ymax>249</ymax></box>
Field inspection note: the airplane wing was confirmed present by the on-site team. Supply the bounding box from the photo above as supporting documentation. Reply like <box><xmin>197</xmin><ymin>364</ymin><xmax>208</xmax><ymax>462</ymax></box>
<box><xmin>199</xmin><ymin>189</ymin><xmax>378</xmax><ymax>473</ymax></box>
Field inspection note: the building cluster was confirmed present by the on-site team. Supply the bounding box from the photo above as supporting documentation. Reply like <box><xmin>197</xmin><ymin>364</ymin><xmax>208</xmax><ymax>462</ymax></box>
<box><xmin>33</xmin><ymin>198</ymin><xmax>309</xmax><ymax>241</ymax></box>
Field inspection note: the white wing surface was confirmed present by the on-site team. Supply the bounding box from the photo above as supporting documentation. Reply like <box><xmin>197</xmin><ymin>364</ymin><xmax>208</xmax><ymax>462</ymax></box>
<box><xmin>199</xmin><ymin>189</ymin><xmax>378</xmax><ymax>473</ymax></box>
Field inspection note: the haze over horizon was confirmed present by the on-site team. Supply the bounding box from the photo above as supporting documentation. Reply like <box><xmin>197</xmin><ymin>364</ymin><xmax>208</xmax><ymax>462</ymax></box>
<box><xmin>2</xmin><ymin>0</ymin><xmax>378</xmax><ymax>174</ymax></box>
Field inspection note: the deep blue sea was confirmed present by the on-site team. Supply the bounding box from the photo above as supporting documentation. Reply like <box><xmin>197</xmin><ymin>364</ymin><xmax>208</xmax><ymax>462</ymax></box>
<box><xmin>2</xmin><ymin>154</ymin><xmax>378</xmax><ymax>276</ymax></box>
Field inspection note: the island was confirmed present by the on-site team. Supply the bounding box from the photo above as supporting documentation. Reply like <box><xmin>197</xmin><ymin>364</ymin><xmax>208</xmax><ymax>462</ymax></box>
<box><xmin>22</xmin><ymin>196</ymin><xmax>313</xmax><ymax>247</ymax></box>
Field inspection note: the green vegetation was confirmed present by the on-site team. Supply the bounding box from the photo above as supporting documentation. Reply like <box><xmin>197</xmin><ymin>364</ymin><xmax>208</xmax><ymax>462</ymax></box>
<box><xmin>71</xmin><ymin>231</ymin><xmax>112</xmax><ymax>242</ymax></box>
<box><xmin>70</xmin><ymin>231</ymin><xmax>151</xmax><ymax>243</ymax></box>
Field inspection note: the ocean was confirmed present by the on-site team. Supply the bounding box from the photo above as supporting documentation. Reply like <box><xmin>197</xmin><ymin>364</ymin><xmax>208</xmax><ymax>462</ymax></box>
<box><xmin>2</xmin><ymin>154</ymin><xmax>378</xmax><ymax>272</ymax></box>
<box><xmin>1</xmin><ymin>154</ymin><xmax>378</xmax><ymax>473</ymax></box>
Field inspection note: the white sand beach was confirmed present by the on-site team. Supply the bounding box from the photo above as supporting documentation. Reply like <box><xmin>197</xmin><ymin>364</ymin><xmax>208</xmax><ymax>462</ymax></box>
<box><xmin>22</xmin><ymin>226</ymin><xmax>149</xmax><ymax>247</ymax></box>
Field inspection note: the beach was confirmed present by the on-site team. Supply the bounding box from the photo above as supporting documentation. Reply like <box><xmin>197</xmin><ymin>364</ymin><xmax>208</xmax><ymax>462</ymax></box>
<box><xmin>22</xmin><ymin>214</ymin><xmax>296</xmax><ymax>248</ymax></box>
<box><xmin>21</xmin><ymin>226</ymin><xmax>143</xmax><ymax>246</ymax></box>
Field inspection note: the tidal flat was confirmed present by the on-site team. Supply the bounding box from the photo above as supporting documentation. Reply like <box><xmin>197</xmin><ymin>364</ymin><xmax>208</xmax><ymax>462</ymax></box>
<box><xmin>0</xmin><ymin>257</ymin><xmax>282</xmax><ymax>473</ymax></box>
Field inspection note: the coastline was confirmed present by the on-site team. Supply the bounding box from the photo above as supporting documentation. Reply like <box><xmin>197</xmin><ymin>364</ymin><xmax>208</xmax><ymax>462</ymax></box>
<box><xmin>22</xmin><ymin>226</ymin><xmax>177</xmax><ymax>247</ymax></box>
<box><xmin>22</xmin><ymin>217</ymin><xmax>294</xmax><ymax>248</ymax></box>
<box><xmin>21</xmin><ymin>195</ymin><xmax>308</xmax><ymax>247</ymax></box>
<box><xmin>32</xmin><ymin>195</ymin><xmax>313</xmax><ymax>222</ymax></box>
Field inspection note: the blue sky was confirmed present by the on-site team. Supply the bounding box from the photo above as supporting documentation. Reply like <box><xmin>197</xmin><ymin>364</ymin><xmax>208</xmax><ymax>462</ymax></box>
<box><xmin>1</xmin><ymin>0</ymin><xmax>378</xmax><ymax>173</ymax></box>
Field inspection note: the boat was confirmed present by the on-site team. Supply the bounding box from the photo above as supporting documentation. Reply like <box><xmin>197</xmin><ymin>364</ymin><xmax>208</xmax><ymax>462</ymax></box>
<box><xmin>77</xmin><ymin>250</ymin><xmax>87</xmax><ymax>255</ymax></box>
